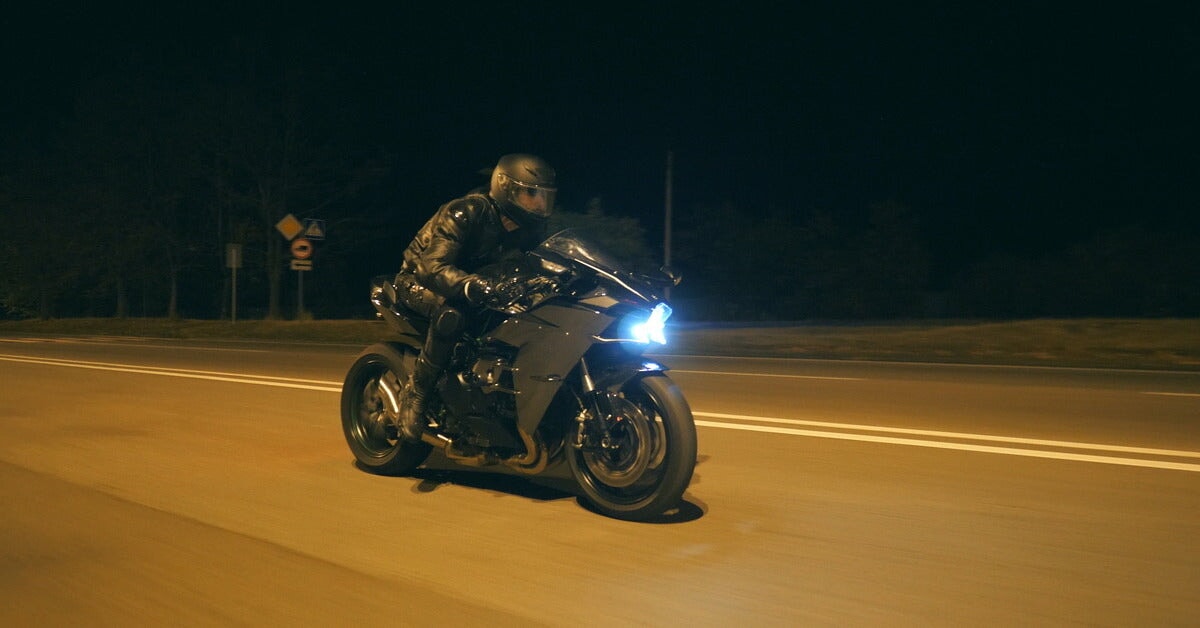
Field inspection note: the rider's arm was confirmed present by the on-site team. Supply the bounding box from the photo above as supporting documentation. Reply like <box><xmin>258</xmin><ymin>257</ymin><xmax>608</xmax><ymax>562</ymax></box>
<box><xmin>412</xmin><ymin>198</ymin><xmax>479</xmax><ymax>302</ymax></box>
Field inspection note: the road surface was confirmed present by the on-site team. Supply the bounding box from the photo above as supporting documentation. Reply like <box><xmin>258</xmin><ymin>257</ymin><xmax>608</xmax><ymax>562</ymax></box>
<box><xmin>1</xmin><ymin>335</ymin><xmax>1197</xmax><ymax>625</ymax></box>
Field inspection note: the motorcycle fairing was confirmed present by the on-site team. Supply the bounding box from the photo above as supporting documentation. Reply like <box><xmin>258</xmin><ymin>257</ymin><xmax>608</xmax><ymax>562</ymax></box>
<box><xmin>484</xmin><ymin>301</ymin><xmax>614</xmax><ymax>433</ymax></box>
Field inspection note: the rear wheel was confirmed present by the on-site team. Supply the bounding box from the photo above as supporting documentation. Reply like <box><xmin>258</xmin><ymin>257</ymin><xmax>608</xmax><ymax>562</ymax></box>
<box><xmin>341</xmin><ymin>343</ymin><xmax>431</xmax><ymax>475</ymax></box>
<box><xmin>567</xmin><ymin>375</ymin><xmax>697</xmax><ymax>521</ymax></box>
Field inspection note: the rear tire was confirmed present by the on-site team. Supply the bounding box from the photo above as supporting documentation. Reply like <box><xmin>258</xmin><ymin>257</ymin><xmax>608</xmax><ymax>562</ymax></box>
<box><xmin>567</xmin><ymin>374</ymin><xmax>697</xmax><ymax>521</ymax></box>
<box><xmin>341</xmin><ymin>343</ymin><xmax>431</xmax><ymax>475</ymax></box>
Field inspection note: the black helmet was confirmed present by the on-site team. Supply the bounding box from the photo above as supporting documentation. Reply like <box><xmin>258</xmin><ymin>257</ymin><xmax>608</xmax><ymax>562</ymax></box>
<box><xmin>489</xmin><ymin>153</ymin><xmax>557</xmax><ymax>222</ymax></box>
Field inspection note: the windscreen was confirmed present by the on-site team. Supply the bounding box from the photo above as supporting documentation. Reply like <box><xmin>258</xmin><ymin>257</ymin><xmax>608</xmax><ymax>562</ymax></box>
<box><xmin>534</xmin><ymin>229</ymin><xmax>629</xmax><ymax>275</ymax></box>
<box><xmin>533</xmin><ymin>229</ymin><xmax>668</xmax><ymax>303</ymax></box>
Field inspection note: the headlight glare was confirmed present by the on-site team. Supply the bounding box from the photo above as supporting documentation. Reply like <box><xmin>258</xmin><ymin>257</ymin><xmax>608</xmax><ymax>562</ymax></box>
<box><xmin>629</xmin><ymin>303</ymin><xmax>672</xmax><ymax>344</ymax></box>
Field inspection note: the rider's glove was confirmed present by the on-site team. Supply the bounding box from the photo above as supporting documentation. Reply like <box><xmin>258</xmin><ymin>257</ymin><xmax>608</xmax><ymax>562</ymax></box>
<box><xmin>464</xmin><ymin>276</ymin><xmax>523</xmax><ymax>308</ymax></box>
<box><xmin>463</xmin><ymin>276</ymin><xmax>494</xmax><ymax>306</ymax></box>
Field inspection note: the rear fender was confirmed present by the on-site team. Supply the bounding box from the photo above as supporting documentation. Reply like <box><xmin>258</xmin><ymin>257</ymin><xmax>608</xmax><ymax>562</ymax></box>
<box><xmin>364</xmin><ymin>341</ymin><xmax>418</xmax><ymax>372</ymax></box>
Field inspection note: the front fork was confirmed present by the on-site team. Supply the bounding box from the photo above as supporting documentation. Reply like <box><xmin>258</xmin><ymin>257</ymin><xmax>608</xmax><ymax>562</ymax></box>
<box><xmin>574</xmin><ymin>357</ymin><xmax>620</xmax><ymax>451</ymax></box>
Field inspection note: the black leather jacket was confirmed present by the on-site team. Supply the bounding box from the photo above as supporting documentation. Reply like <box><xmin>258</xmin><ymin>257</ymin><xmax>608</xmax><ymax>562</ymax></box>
<box><xmin>397</xmin><ymin>193</ymin><xmax>544</xmax><ymax>303</ymax></box>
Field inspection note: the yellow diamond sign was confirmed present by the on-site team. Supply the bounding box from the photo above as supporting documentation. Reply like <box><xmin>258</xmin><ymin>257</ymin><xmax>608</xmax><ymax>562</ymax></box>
<box><xmin>275</xmin><ymin>213</ymin><xmax>304</xmax><ymax>241</ymax></box>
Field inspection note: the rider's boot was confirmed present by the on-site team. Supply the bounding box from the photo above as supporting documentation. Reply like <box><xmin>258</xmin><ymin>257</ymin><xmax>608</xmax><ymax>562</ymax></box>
<box><xmin>396</xmin><ymin>355</ymin><xmax>439</xmax><ymax>441</ymax></box>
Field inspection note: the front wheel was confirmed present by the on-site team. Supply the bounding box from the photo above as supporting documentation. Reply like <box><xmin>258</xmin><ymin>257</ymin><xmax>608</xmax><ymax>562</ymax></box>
<box><xmin>567</xmin><ymin>374</ymin><xmax>697</xmax><ymax>521</ymax></box>
<box><xmin>341</xmin><ymin>343</ymin><xmax>431</xmax><ymax>475</ymax></box>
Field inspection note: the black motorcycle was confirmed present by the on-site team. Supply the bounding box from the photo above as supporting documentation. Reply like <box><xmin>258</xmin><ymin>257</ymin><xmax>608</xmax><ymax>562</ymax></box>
<box><xmin>341</xmin><ymin>229</ymin><xmax>697</xmax><ymax>521</ymax></box>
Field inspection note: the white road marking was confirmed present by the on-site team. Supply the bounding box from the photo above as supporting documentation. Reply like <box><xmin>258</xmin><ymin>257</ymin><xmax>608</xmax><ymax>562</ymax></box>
<box><xmin>0</xmin><ymin>354</ymin><xmax>340</xmax><ymax>392</ymax></box>
<box><xmin>105</xmin><ymin>344</ymin><xmax>271</xmax><ymax>353</ymax></box>
<box><xmin>693</xmin><ymin>420</ymin><xmax>1200</xmax><ymax>473</ymax></box>
<box><xmin>0</xmin><ymin>336</ymin><xmax>269</xmax><ymax>352</ymax></box>
<box><xmin>672</xmin><ymin>370</ymin><xmax>863</xmax><ymax>381</ymax></box>
<box><xmin>693</xmin><ymin>411</ymin><xmax>1200</xmax><ymax>458</ymax></box>
<box><xmin>4</xmin><ymin>352</ymin><xmax>1199</xmax><ymax>471</ymax></box>
<box><xmin>1144</xmin><ymin>391</ymin><xmax>1200</xmax><ymax>398</ymax></box>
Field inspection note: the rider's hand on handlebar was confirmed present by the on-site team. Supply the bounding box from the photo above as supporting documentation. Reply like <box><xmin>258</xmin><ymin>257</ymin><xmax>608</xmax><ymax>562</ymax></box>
<box><xmin>463</xmin><ymin>276</ymin><xmax>494</xmax><ymax>306</ymax></box>
<box><xmin>464</xmin><ymin>276</ymin><xmax>524</xmax><ymax>308</ymax></box>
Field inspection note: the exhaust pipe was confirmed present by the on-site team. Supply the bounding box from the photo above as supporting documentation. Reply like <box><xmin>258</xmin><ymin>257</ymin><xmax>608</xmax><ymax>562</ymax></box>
<box><xmin>420</xmin><ymin>428</ymin><xmax>547</xmax><ymax>475</ymax></box>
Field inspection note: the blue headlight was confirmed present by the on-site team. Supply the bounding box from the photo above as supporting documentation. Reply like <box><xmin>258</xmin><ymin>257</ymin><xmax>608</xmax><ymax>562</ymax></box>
<box><xmin>629</xmin><ymin>303</ymin><xmax>672</xmax><ymax>344</ymax></box>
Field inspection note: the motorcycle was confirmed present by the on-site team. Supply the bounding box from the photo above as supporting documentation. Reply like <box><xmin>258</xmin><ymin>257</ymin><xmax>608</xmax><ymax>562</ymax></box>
<box><xmin>340</xmin><ymin>229</ymin><xmax>697</xmax><ymax>521</ymax></box>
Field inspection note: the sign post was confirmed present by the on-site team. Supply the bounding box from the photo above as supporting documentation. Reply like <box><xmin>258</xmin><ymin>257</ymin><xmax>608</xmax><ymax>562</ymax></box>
<box><xmin>290</xmin><ymin>237</ymin><xmax>314</xmax><ymax>318</ymax></box>
<box><xmin>276</xmin><ymin>214</ymin><xmax>324</xmax><ymax>320</ymax></box>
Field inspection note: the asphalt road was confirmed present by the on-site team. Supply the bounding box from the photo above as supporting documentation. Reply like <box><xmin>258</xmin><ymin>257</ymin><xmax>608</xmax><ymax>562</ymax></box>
<box><xmin>1</xmin><ymin>336</ymin><xmax>1198</xmax><ymax>625</ymax></box>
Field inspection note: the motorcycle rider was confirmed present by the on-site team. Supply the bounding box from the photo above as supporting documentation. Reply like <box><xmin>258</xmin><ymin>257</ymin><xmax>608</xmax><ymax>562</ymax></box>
<box><xmin>391</xmin><ymin>153</ymin><xmax>557</xmax><ymax>440</ymax></box>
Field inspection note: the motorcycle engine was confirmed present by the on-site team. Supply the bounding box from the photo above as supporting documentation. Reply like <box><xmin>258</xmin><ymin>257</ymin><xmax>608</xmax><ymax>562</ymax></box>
<box><xmin>436</xmin><ymin>355</ymin><xmax>521</xmax><ymax>450</ymax></box>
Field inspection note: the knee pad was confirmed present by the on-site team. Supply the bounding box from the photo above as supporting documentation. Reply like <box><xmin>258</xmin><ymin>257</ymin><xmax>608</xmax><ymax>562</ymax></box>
<box><xmin>423</xmin><ymin>307</ymin><xmax>465</xmax><ymax>367</ymax></box>
<box><xmin>431</xmin><ymin>307</ymin><xmax>465</xmax><ymax>339</ymax></box>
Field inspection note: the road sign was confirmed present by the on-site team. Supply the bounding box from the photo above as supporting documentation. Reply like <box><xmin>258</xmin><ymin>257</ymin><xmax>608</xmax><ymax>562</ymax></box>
<box><xmin>275</xmin><ymin>213</ymin><xmax>304</xmax><ymax>240</ymax></box>
<box><xmin>290</xmin><ymin>259</ymin><xmax>313</xmax><ymax>271</ymax></box>
<box><xmin>303</xmin><ymin>219</ymin><xmax>326</xmax><ymax>240</ymax></box>
<box><xmin>290</xmin><ymin>238</ymin><xmax>314</xmax><ymax>260</ymax></box>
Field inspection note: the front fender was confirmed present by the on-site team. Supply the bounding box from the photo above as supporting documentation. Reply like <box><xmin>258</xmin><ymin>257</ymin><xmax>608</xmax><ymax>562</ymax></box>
<box><xmin>590</xmin><ymin>357</ymin><xmax>671</xmax><ymax>391</ymax></box>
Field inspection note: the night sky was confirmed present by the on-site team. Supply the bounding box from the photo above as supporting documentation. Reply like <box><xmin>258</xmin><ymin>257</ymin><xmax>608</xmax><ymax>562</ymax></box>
<box><xmin>4</xmin><ymin>4</ymin><xmax>1198</xmax><ymax>274</ymax></box>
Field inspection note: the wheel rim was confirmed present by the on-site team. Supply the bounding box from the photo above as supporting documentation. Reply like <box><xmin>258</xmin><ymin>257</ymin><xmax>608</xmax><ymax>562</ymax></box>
<box><xmin>348</xmin><ymin>363</ymin><xmax>403</xmax><ymax>459</ymax></box>
<box><xmin>577</xmin><ymin>395</ymin><xmax>668</xmax><ymax>501</ymax></box>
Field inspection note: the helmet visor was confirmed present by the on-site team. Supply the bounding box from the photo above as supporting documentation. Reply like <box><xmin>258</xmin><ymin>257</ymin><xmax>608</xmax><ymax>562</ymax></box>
<box><xmin>510</xmin><ymin>180</ymin><xmax>556</xmax><ymax>218</ymax></box>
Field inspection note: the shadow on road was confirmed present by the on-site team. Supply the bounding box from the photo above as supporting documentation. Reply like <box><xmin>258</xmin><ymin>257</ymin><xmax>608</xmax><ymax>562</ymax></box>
<box><xmin>353</xmin><ymin>460</ymin><xmax>707</xmax><ymax>523</ymax></box>
<box><xmin>575</xmin><ymin>494</ymin><xmax>706</xmax><ymax>524</ymax></box>
<box><xmin>408</xmin><ymin>466</ymin><xmax>577</xmax><ymax>502</ymax></box>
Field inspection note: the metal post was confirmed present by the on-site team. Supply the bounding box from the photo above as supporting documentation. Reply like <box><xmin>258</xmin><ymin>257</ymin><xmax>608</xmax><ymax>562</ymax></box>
<box><xmin>231</xmin><ymin>266</ymin><xmax>238</xmax><ymax>323</ymax></box>
<box><xmin>226</xmin><ymin>243</ymin><xmax>242</xmax><ymax>323</ymax></box>
<box><xmin>297</xmin><ymin>270</ymin><xmax>305</xmax><ymax>319</ymax></box>
<box><xmin>663</xmin><ymin>150</ymin><xmax>674</xmax><ymax>299</ymax></box>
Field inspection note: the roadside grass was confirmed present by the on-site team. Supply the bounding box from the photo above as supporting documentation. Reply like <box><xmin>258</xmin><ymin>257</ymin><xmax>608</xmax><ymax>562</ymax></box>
<box><xmin>0</xmin><ymin>318</ymin><xmax>383</xmax><ymax>344</ymax></box>
<box><xmin>677</xmin><ymin>319</ymin><xmax>1200</xmax><ymax>370</ymax></box>
<box><xmin>1</xmin><ymin>317</ymin><xmax>1197</xmax><ymax>371</ymax></box>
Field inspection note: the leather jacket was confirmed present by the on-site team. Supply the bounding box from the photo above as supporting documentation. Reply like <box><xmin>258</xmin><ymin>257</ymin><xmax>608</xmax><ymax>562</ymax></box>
<box><xmin>397</xmin><ymin>193</ymin><xmax>544</xmax><ymax>303</ymax></box>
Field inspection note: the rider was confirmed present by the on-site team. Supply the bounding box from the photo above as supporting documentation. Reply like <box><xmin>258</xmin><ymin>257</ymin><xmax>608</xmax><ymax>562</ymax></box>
<box><xmin>391</xmin><ymin>153</ymin><xmax>557</xmax><ymax>440</ymax></box>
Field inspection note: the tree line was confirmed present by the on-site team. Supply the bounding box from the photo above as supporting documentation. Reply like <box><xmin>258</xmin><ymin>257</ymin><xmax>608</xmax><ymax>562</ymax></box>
<box><xmin>3</xmin><ymin>71</ymin><xmax>1196</xmax><ymax>321</ymax></box>
<box><xmin>668</xmin><ymin>201</ymin><xmax>1199</xmax><ymax>320</ymax></box>
<box><xmin>2</xmin><ymin>56</ymin><xmax>390</xmax><ymax>321</ymax></box>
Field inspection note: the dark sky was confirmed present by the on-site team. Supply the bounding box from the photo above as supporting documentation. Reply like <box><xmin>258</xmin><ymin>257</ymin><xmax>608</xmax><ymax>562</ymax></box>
<box><xmin>4</xmin><ymin>4</ymin><xmax>1198</xmax><ymax>268</ymax></box>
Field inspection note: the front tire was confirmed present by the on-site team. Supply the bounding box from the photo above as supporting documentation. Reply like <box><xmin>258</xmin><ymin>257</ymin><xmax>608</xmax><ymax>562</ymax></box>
<box><xmin>567</xmin><ymin>374</ymin><xmax>697</xmax><ymax>521</ymax></box>
<box><xmin>341</xmin><ymin>343</ymin><xmax>432</xmax><ymax>475</ymax></box>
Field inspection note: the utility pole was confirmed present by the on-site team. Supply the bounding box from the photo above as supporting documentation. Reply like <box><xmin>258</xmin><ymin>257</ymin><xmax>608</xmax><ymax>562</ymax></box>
<box><xmin>663</xmin><ymin>150</ymin><xmax>674</xmax><ymax>300</ymax></box>
<box><xmin>226</xmin><ymin>243</ymin><xmax>242</xmax><ymax>323</ymax></box>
